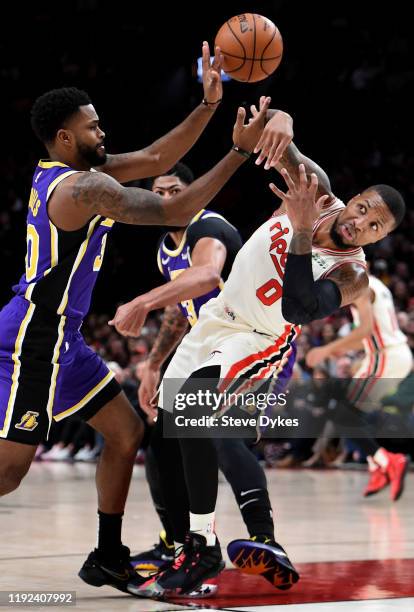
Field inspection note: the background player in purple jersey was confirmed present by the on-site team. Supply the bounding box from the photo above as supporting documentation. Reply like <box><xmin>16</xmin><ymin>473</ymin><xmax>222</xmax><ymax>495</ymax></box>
<box><xmin>0</xmin><ymin>41</ymin><xmax>295</xmax><ymax>595</ymax></box>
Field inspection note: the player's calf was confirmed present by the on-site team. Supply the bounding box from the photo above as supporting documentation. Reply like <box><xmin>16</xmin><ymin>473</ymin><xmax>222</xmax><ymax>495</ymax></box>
<box><xmin>0</xmin><ymin>440</ymin><xmax>37</xmax><ymax>496</ymax></box>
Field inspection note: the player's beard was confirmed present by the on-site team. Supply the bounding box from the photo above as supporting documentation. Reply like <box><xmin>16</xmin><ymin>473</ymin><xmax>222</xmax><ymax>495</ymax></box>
<box><xmin>77</xmin><ymin>141</ymin><xmax>107</xmax><ymax>167</ymax></box>
<box><xmin>330</xmin><ymin>218</ymin><xmax>349</xmax><ymax>249</ymax></box>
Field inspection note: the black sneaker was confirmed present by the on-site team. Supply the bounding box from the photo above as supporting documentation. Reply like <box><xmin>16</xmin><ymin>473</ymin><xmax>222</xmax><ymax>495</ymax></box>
<box><xmin>79</xmin><ymin>545</ymin><xmax>145</xmax><ymax>593</ymax></box>
<box><xmin>130</xmin><ymin>530</ymin><xmax>175</xmax><ymax>571</ymax></box>
<box><xmin>227</xmin><ymin>536</ymin><xmax>300</xmax><ymax>590</ymax></box>
<box><xmin>130</xmin><ymin>532</ymin><xmax>224</xmax><ymax>597</ymax></box>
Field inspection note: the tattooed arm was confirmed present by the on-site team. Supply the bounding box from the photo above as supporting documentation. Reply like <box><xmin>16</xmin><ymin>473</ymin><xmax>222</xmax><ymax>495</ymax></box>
<box><xmin>250</xmin><ymin>104</ymin><xmax>334</xmax><ymax>201</ymax></box>
<box><xmin>326</xmin><ymin>263</ymin><xmax>369</xmax><ymax>307</ymax></box>
<box><xmin>276</xmin><ymin>142</ymin><xmax>334</xmax><ymax>202</ymax></box>
<box><xmin>288</xmin><ymin>229</ymin><xmax>369</xmax><ymax>304</ymax></box>
<box><xmin>49</xmin><ymin>151</ymin><xmax>245</xmax><ymax>231</ymax></box>
<box><xmin>48</xmin><ymin>98</ymin><xmax>271</xmax><ymax>231</ymax></box>
<box><xmin>138</xmin><ymin>305</ymin><xmax>189</xmax><ymax>412</ymax></box>
<box><xmin>148</xmin><ymin>305</ymin><xmax>189</xmax><ymax>369</ymax></box>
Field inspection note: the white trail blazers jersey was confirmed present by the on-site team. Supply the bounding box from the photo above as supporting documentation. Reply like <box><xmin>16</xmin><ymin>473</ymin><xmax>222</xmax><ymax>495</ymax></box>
<box><xmin>221</xmin><ymin>199</ymin><xmax>367</xmax><ymax>337</ymax></box>
<box><xmin>351</xmin><ymin>274</ymin><xmax>407</xmax><ymax>354</ymax></box>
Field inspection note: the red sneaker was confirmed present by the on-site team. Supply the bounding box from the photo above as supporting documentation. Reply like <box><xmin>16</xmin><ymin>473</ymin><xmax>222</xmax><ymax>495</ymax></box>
<box><xmin>364</xmin><ymin>467</ymin><xmax>389</xmax><ymax>497</ymax></box>
<box><xmin>385</xmin><ymin>453</ymin><xmax>409</xmax><ymax>501</ymax></box>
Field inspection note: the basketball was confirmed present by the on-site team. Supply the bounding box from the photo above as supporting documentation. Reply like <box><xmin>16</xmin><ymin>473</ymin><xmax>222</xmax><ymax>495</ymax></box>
<box><xmin>215</xmin><ymin>14</ymin><xmax>283</xmax><ymax>83</ymax></box>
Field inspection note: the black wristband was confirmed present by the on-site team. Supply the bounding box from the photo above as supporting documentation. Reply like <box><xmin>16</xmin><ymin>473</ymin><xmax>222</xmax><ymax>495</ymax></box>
<box><xmin>202</xmin><ymin>98</ymin><xmax>222</xmax><ymax>106</ymax></box>
<box><xmin>231</xmin><ymin>144</ymin><xmax>251</xmax><ymax>159</ymax></box>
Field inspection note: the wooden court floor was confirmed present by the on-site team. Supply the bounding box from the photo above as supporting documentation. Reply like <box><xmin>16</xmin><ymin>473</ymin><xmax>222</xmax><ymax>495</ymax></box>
<box><xmin>1</xmin><ymin>462</ymin><xmax>413</xmax><ymax>611</ymax></box>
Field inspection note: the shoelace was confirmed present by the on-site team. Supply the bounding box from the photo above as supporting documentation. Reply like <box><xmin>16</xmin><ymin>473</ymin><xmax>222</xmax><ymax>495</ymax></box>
<box><xmin>171</xmin><ymin>537</ymin><xmax>202</xmax><ymax>571</ymax></box>
<box><xmin>171</xmin><ymin>543</ymin><xmax>187</xmax><ymax>570</ymax></box>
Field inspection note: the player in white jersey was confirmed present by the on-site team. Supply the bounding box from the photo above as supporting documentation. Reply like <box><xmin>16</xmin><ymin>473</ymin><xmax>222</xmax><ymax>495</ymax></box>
<box><xmin>306</xmin><ymin>274</ymin><xmax>412</xmax><ymax>499</ymax></box>
<box><xmin>124</xmin><ymin>113</ymin><xmax>406</xmax><ymax>595</ymax></box>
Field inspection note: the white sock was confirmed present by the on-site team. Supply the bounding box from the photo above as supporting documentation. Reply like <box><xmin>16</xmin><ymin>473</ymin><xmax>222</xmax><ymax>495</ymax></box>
<box><xmin>367</xmin><ymin>456</ymin><xmax>379</xmax><ymax>472</ymax></box>
<box><xmin>189</xmin><ymin>511</ymin><xmax>216</xmax><ymax>546</ymax></box>
<box><xmin>373</xmin><ymin>448</ymin><xmax>389</xmax><ymax>469</ymax></box>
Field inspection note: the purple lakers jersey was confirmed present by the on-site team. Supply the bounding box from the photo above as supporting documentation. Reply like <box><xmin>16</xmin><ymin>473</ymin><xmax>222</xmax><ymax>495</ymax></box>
<box><xmin>157</xmin><ymin>209</ymin><xmax>239</xmax><ymax>326</ymax></box>
<box><xmin>13</xmin><ymin>160</ymin><xmax>114</xmax><ymax>320</ymax></box>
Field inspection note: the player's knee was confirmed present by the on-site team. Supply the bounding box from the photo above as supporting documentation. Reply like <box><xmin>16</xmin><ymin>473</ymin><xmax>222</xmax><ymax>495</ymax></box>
<box><xmin>106</xmin><ymin>414</ymin><xmax>143</xmax><ymax>458</ymax></box>
<box><xmin>0</xmin><ymin>464</ymin><xmax>28</xmax><ymax>496</ymax></box>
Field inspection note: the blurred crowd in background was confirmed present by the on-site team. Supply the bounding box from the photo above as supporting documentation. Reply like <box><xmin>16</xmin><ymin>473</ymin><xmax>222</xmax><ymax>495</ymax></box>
<box><xmin>1</xmin><ymin>2</ymin><xmax>413</xmax><ymax>466</ymax></box>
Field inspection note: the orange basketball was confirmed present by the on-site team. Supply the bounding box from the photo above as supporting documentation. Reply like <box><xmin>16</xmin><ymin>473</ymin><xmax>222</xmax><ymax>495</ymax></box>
<box><xmin>215</xmin><ymin>14</ymin><xmax>283</xmax><ymax>83</ymax></box>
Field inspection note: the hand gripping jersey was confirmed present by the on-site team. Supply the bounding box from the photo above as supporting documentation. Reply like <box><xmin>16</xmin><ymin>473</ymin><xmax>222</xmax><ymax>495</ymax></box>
<box><xmin>221</xmin><ymin>199</ymin><xmax>367</xmax><ymax>338</ymax></box>
<box><xmin>13</xmin><ymin>160</ymin><xmax>114</xmax><ymax>321</ymax></box>
<box><xmin>157</xmin><ymin>209</ymin><xmax>241</xmax><ymax>326</ymax></box>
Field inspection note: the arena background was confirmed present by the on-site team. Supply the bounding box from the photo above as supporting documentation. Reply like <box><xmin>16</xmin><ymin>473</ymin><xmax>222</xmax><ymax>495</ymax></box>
<box><xmin>1</xmin><ymin>0</ymin><xmax>412</xmax><ymax>317</ymax></box>
<box><xmin>1</xmin><ymin>3</ymin><xmax>414</xmax><ymax>610</ymax></box>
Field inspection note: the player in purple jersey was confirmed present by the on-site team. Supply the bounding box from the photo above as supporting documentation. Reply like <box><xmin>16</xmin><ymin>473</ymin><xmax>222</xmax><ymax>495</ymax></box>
<box><xmin>0</xmin><ymin>41</ymin><xmax>297</xmax><ymax>595</ymax></box>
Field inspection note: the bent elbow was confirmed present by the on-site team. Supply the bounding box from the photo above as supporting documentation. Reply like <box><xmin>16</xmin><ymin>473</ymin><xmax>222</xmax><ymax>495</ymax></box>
<box><xmin>281</xmin><ymin>296</ymin><xmax>308</xmax><ymax>325</ymax></box>
<box><xmin>204</xmin><ymin>267</ymin><xmax>221</xmax><ymax>290</ymax></box>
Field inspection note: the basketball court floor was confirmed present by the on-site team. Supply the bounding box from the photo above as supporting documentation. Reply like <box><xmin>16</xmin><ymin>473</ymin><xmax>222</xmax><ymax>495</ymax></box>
<box><xmin>1</xmin><ymin>462</ymin><xmax>413</xmax><ymax>611</ymax></box>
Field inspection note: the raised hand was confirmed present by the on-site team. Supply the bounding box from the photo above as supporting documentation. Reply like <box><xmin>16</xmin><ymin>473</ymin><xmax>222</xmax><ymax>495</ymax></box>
<box><xmin>202</xmin><ymin>41</ymin><xmax>223</xmax><ymax>105</ymax></box>
<box><xmin>233</xmin><ymin>96</ymin><xmax>271</xmax><ymax>153</ymax></box>
<box><xmin>251</xmin><ymin>98</ymin><xmax>293</xmax><ymax>169</ymax></box>
<box><xmin>269</xmin><ymin>163</ymin><xmax>329</xmax><ymax>231</ymax></box>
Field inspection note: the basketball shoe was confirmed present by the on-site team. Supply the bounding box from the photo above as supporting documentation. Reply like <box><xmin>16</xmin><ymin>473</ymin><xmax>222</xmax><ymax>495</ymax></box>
<box><xmin>128</xmin><ymin>532</ymin><xmax>224</xmax><ymax>597</ymax></box>
<box><xmin>130</xmin><ymin>530</ymin><xmax>174</xmax><ymax>571</ymax></box>
<box><xmin>364</xmin><ymin>467</ymin><xmax>389</xmax><ymax>497</ymax></box>
<box><xmin>364</xmin><ymin>451</ymin><xmax>409</xmax><ymax>501</ymax></box>
<box><xmin>79</xmin><ymin>545</ymin><xmax>144</xmax><ymax>592</ymax></box>
<box><xmin>227</xmin><ymin>535</ymin><xmax>299</xmax><ymax>590</ymax></box>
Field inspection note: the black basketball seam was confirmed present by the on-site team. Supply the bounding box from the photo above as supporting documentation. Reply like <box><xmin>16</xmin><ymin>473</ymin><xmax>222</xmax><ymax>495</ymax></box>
<box><xmin>247</xmin><ymin>13</ymin><xmax>257</xmax><ymax>82</ymax></box>
<box><xmin>260</xmin><ymin>25</ymin><xmax>279</xmax><ymax>75</ymax></box>
<box><xmin>225</xmin><ymin>18</ymin><xmax>246</xmax><ymax>72</ymax></box>
<box><xmin>224</xmin><ymin>56</ymin><xmax>282</xmax><ymax>76</ymax></box>
<box><xmin>220</xmin><ymin>51</ymin><xmax>282</xmax><ymax>61</ymax></box>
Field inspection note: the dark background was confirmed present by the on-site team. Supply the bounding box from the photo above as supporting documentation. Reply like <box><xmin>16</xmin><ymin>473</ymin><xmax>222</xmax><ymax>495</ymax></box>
<box><xmin>1</xmin><ymin>0</ymin><xmax>413</xmax><ymax>316</ymax></box>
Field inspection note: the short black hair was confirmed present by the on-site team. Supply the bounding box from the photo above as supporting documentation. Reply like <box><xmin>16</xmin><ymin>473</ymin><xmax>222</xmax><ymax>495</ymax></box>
<box><xmin>151</xmin><ymin>162</ymin><xmax>194</xmax><ymax>187</ymax></box>
<box><xmin>31</xmin><ymin>87</ymin><xmax>92</xmax><ymax>144</ymax></box>
<box><xmin>365</xmin><ymin>184</ymin><xmax>406</xmax><ymax>228</ymax></box>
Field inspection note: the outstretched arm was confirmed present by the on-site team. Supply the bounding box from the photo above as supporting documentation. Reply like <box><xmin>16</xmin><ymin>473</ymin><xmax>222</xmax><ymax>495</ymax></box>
<box><xmin>109</xmin><ymin>237</ymin><xmax>227</xmax><ymax>337</ymax></box>
<box><xmin>305</xmin><ymin>289</ymin><xmax>374</xmax><ymax>368</ymax></box>
<box><xmin>49</xmin><ymin>98</ymin><xmax>271</xmax><ymax>231</ymax></box>
<box><xmin>252</xmin><ymin>104</ymin><xmax>334</xmax><ymax>201</ymax></box>
<box><xmin>275</xmin><ymin>142</ymin><xmax>333</xmax><ymax>201</ymax></box>
<box><xmin>97</xmin><ymin>42</ymin><xmax>223</xmax><ymax>183</ymax></box>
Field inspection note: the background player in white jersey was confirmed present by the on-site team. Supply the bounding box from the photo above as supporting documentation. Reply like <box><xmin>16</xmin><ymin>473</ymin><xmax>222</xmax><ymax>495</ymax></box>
<box><xmin>306</xmin><ymin>274</ymin><xmax>412</xmax><ymax>499</ymax></box>
<box><xmin>0</xmin><ymin>45</ymin><xmax>287</xmax><ymax>595</ymax></box>
<box><xmin>132</xmin><ymin>107</ymin><xmax>406</xmax><ymax>595</ymax></box>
